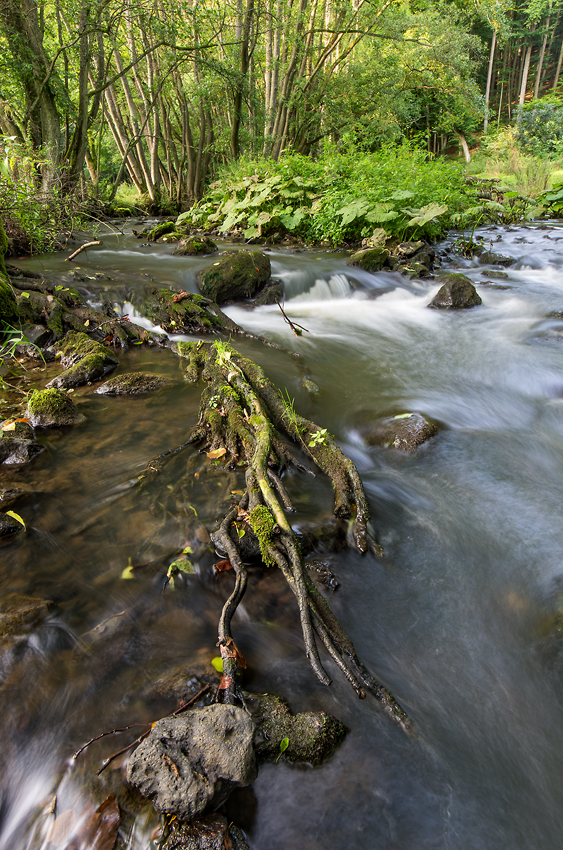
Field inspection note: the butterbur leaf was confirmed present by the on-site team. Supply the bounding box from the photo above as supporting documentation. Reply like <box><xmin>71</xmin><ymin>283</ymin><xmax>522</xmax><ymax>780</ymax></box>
<box><xmin>206</xmin><ymin>447</ymin><xmax>226</xmax><ymax>459</ymax></box>
<box><xmin>211</xmin><ymin>656</ymin><xmax>224</xmax><ymax>673</ymax></box>
<box><xmin>6</xmin><ymin>510</ymin><xmax>25</xmax><ymax>529</ymax></box>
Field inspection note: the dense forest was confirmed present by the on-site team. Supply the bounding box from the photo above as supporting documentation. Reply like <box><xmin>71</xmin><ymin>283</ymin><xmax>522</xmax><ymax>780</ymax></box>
<box><xmin>1</xmin><ymin>0</ymin><xmax>563</xmax><ymax>238</ymax></box>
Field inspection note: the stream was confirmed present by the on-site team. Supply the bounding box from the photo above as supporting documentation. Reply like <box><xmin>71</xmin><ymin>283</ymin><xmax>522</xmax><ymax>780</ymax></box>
<box><xmin>3</xmin><ymin>222</ymin><xmax>563</xmax><ymax>849</ymax></box>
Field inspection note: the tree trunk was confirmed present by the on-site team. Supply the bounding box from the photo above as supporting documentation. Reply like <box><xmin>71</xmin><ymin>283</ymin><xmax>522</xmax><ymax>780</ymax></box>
<box><xmin>484</xmin><ymin>30</ymin><xmax>497</xmax><ymax>133</ymax></box>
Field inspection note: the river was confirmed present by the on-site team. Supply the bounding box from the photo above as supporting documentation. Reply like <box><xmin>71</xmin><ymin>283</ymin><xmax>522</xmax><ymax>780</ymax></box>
<box><xmin>3</xmin><ymin>222</ymin><xmax>563</xmax><ymax>849</ymax></box>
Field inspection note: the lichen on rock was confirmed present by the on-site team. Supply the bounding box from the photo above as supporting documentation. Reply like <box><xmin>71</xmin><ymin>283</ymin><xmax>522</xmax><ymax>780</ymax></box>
<box><xmin>96</xmin><ymin>372</ymin><xmax>172</xmax><ymax>395</ymax></box>
<box><xmin>26</xmin><ymin>387</ymin><xmax>83</xmax><ymax>427</ymax></box>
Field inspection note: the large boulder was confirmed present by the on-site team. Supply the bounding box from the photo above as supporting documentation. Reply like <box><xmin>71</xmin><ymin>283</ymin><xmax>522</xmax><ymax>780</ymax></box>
<box><xmin>360</xmin><ymin>412</ymin><xmax>438</xmax><ymax>453</ymax></box>
<box><xmin>96</xmin><ymin>372</ymin><xmax>172</xmax><ymax>395</ymax></box>
<box><xmin>197</xmin><ymin>251</ymin><xmax>270</xmax><ymax>303</ymax></box>
<box><xmin>477</xmin><ymin>250</ymin><xmax>515</xmax><ymax>267</ymax></box>
<box><xmin>126</xmin><ymin>704</ymin><xmax>257</xmax><ymax>821</ymax></box>
<box><xmin>428</xmin><ymin>274</ymin><xmax>482</xmax><ymax>310</ymax></box>
<box><xmin>26</xmin><ymin>388</ymin><xmax>83</xmax><ymax>426</ymax></box>
<box><xmin>347</xmin><ymin>247</ymin><xmax>389</xmax><ymax>272</ymax></box>
<box><xmin>140</xmin><ymin>288</ymin><xmax>226</xmax><ymax>335</ymax></box>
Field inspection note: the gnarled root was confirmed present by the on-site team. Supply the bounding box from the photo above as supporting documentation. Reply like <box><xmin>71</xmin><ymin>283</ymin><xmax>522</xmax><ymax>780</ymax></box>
<box><xmin>180</xmin><ymin>342</ymin><xmax>409</xmax><ymax>731</ymax></box>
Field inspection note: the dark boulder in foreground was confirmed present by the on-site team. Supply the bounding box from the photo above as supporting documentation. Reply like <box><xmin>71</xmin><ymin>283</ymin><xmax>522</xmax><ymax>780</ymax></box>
<box><xmin>0</xmin><ymin>420</ymin><xmax>44</xmax><ymax>465</ymax></box>
<box><xmin>126</xmin><ymin>704</ymin><xmax>257</xmax><ymax>821</ymax></box>
<box><xmin>428</xmin><ymin>274</ymin><xmax>482</xmax><ymax>310</ymax></box>
<box><xmin>160</xmin><ymin>813</ymin><xmax>250</xmax><ymax>850</ymax></box>
<box><xmin>198</xmin><ymin>250</ymin><xmax>270</xmax><ymax>303</ymax></box>
<box><xmin>362</xmin><ymin>412</ymin><xmax>438</xmax><ymax>453</ymax></box>
<box><xmin>96</xmin><ymin>372</ymin><xmax>172</xmax><ymax>395</ymax></box>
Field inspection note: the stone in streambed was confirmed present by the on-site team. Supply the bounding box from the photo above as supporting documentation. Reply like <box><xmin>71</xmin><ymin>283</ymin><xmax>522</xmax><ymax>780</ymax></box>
<box><xmin>26</xmin><ymin>388</ymin><xmax>84</xmax><ymax>426</ymax></box>
<box><xmin>0</xmin><ymin>420</ymin><xmax>44</xmax><ymax>465</ymax></box>
<box><xmin>0</xmin><ymin>513</ymin><xmax>25</xmax><ymax>537</ymax></box>
<box><xmin>47</xmin><ymin>331</ymin><xmax>118</xmax><ymax>388</ymax></box>
<box><xmin>478</xmin><ymin>250</ymin><xmax>515</xmax><ymax>267</ymax></box>
<box><xmin>198</xmin><ymin>250</ymin><xmax>270</xmax><ymax>303</ymax></box>
<box><xmin>251</xmin><ymin>694</ymin><xmax>347</xmax><ymax>765</ymax></box>
<box><xmin>160</xmin><ymin>813</ymin><xmax>250</xmax><ymax>850</ymax></box>
<box><xmin>140</xmin><ymin>288</ymin><xmax>225</xmax><ymax>335</ymax></box>
<box><xmin>0</xmin><ymin>594</ymin><xmax>51</xmax><ymax>635</ymax></box>
<box><xmin>174</xmin><ymin>236</ymin><xmax>218</xmax><ymax>256</ymax></box>
<box><xmin>347</xmin><ymin>247</ymin><xmax>389</xmax><ymax>272</ymax></box>
<box><xmin>361</xmin><ymin>412</ymin><xmax>438</xmax><ymax>453</ymax></box>
<box><xmin>96</xmin><ymin>372</ymin><xmax>172</xmax><ymax>395</ymax></box>
<box><xmin>126</xmin><ymin>704</ymin><xmax>257</xmax><ymax>821</ymax></box>
<box><xmin>428</xmin><ymin>274</ymin><xmax>482</xmax><ymax>310</ymax></box>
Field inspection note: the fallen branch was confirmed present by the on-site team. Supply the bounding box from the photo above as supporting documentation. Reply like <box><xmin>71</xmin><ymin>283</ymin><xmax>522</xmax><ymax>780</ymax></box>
<box><xmin>65</xmin><ymin>240</ymin><xmax>103</xmax><ymax>262</ymax></box>
<box><xmin>276</xmin><ymin>299</ymin><xmax>310</xmax><ymax>337</ymax></box>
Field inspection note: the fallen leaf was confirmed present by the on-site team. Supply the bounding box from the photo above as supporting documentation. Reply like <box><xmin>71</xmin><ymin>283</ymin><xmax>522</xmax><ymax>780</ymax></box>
<box><xmin>218</xmin><ymin>675</ymin><xmax>233</xmax><ymax>690</ymax></box>
<box><xmin>223</xmin><ymin>637</ymin><xmax>247</xmax><ymax>669</ymax></box>
<box><xmin>214</xmin><ymin>559</ymin><xmax>233</xmax><ymax>572</ymax></box>
<box><xmin>394</xmin><ymin>413</ymin><xmax>413</xmax><ymax>420</ymax></box>
<box><xmin>47</xmin><ymin>808</ymin><xmax>75</xmax><ymax>846</ymax></box>
<box><xmin>206</xmin><ymin>447</ymin><xmax>226</xmax><ymax>459</ymax></box>
<box><xmin>82</xmin><ymin>795</ymin><xmax>120</xmax><ymax>850</ymax></box>
<box><xmin>172</xmin><ymin>290</ymin><xmax>190</xmax><ymax>303</ymax></box>
<box><xmin>2</xmin><ymin>422</ymin><xmax>16</xmax><ymax>432</ymax></box>
<box><xmin>6</xmin><ymin>510</ymin><xmax>25</xmax><ymax>529</ymax></box>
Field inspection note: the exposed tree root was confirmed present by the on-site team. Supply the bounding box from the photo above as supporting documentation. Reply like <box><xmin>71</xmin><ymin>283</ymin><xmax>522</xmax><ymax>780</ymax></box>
<box><xmin>175</xmin><ymin>340</ymin><xmax>411</xmax><ymax>733</ymax></box>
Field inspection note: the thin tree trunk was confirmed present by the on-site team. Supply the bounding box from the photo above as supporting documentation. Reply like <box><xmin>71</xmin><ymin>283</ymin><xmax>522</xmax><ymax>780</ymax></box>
<box><xmin>484</xmin><ymin>30</ymin><xmax>497</xmax><ymax>133</ymax></box>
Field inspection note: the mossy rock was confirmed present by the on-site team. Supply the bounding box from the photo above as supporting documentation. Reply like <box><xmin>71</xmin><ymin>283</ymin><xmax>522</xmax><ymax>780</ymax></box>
<box><xmin>173</xmin><ymin>236</ymin><xmax>218</xmax><ymax>256</ymax></box>
<box><xmin>197</xmin><ymin>250</ymin><xmax>271</xmax><ymax>304</ymax></box>
<box><xmin>95</xmin><ymin>372</ymin><xmax>172</xmax><ymax>395</ymax></box>
<box><xmin>0</xmin><ymin>426</ymin><xmax>44</xmax><ymax>465</ymax></box>
<box><xmin>347</xmin><ymin>247</ymin><xmax>390</xmax><ymax>272</ymax></box>
<box><xmin>478</xmin><ymin>250</ymin><xmax>515</xmax><ymax>267</ymax></box>
<box><xmin>140</xmin><ymin>287</ymin><xmax>226</xmax><ymax>334</ymax></box>
<box><xmin>0</xmin><ymin>594</ymin><xmax>51</xmax><ymax>635</ymax></box>
<box><xmin>26</xmin><ymin>388</ymin><xmax>83</xmax><ymax>427</ymax></box>
<box><xmin>428</xmin><ymin>274</ymin><xmax>482</xmax><ymax>310</ymax></box>
<box><xmin>160</xmin><ymin>814</ymin><xmax>250</xmax><ymax>850</ymax></box>
<box><xmin>47</xmin><ymin>331</ymin><xmax>118</xmax><ymax>389</ymax></box>
<box><xmin>146</xmin><ymin>221</ymin><xmax>176</xmax><ymax>241</ymax></box>
<box><xmin>252</xmin><ymin>694</ymin><xmax>347</xmax><ymax>765</ymax></box>
<box><xmin>0</xmin><ymin>278</ymin><xmax>18</xmax><ymax>330</ymax></box>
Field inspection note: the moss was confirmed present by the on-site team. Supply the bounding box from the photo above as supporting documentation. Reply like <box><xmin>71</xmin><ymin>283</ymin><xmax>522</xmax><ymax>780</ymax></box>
<box><xmin>147</xmin><ymin>221</ymin><xmax>176</xmax><ymax>241</ymax></box>
<box><xmin>175</xmin><ymin>340</ymin><xmax>198</xmax><ymax>358</ymax></box>
<box><xmin>249</xmin><ymin>505</ymin><xmax>276</xmax><ymax>566</ymax></box>
<box><xmin>0</xmin><ymin>279</ymin><xmax>18</xmax><ymax>329</ymax></box>
<box><xmin>141</xmin><ymin>287</ymin><xmax>226</xmax><ymax>334</ymax></box>
<box><xmin>49</xmin><ymin>331</ymin><xmax>118</xmax><ymax>389</ymax></box>
<box><xmin>26</xmin><ymin>387</ymin><xmax>80</xmax><ymax>426</ymax></box>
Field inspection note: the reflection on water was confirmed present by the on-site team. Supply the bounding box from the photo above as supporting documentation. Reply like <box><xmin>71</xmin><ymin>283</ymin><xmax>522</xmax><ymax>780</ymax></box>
<box><xmin>5</xmin><ymin>224</ymin><xmax>563</xmax><ymax>848</ymax></box>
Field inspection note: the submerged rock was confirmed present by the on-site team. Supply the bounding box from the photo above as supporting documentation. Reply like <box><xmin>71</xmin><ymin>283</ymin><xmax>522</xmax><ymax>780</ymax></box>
<box><xmin>197</xmin><ymin>251</ymin><xmax>271</xmax><ymax>303</ymax></box>
<box><xmin>96</xmin><ymin>372</ymin><xmax>172</xmax><ymax>395</ymax></box>
<box><xmin>253</xmin><ymin>280</ymin><xmax>283</xmax><ymax>306</ymax></box>
<box><xmin>347</xmin><ymin>247</ymin><xmax>390</xmax><ymax>272</ymax></box>
<box><xmin>478</xmin><ymin>250</ymin><xmax>515</xmax><ymax>267</ymax></box>
<box><xmin>174</xmin><ymin>236</ymin><xmax>218</xmax><ymax>256</ymax></box>
<box><xmin>0</xmin><ymin>512</ymin><xmax>25</xmax><ymax>537</ymax></box>
<box><xmin>0</xmin><ymin>594</ymin><xmax>51</xmax><ymax>635</ymax></box>
<box><xmin>428</xmin><ymin>274</ymin><xmax>482</xmax><ymax>310</ymax></box>
<box><xmin>26</xmin><ymin>388</ymin><xmax>83</xmax><ymax>426</ymax></box>
<box><xmin>161</xmin><ymin>813</ymin><xmax>249</xmax><ymax>850</ymax></box>
<box><xmin>47</xmin><ymin>331</ymin><xmax>118</xmax><ymax>388</ymax></box>
<box><xmin>126</xmin><ymin>704</ymin><xmax>257</xmax><ymax>821</ymax></box>
<box><xmin>362</xmin><ymin>412</ymin><xmax>438</xmax><ymax>453</ymax></box>
<box><xmin>0</xmin><ymin>421</ymin><xmax>43</xmax><ymax>465</ymax></box>
<box><xmin>252</xmin><ymin>694</ymin><xmax>347</xmax><ymax>765</ymax></box>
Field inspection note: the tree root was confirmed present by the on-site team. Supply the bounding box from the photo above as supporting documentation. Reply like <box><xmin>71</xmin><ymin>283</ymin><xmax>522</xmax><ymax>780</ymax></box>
<box><xmin>178</xmin><ymin>341</ymin><xmax>411</xmax><ymax>732</ymax></box>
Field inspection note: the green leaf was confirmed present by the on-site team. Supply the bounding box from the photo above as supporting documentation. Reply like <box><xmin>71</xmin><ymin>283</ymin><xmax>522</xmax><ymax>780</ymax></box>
<box><xmin>121</xmin><ymin>564</ymin><xmax>135</xmax><ymax>579</ymax></box>
<box><xmin>394</xmin><ymin>413</ymin><xmax>412</xmax><ymax>419</ymax></box>
<box><xmin>405</xmin><ymin>203</ymin><xmax>448</xmax><ymax>227</ymax></box>
<box><xmin>237</xmin><ymin>527</ymin><xmax>246</xmax><ymax>538</ymax></box>
<box><xmin>168</xmin><ymin>557</ymin><xmax>195</xmax><ymax>575</ymax></box>
<box><xmin>280</xmin><ymin>737</ymin><xmax>289</xmax><ymax>753</ymax></box>
<box><xmin>211</xmin><ymin>656</ymin><xmax>224</xmax><ymax>673</ymax></box>
<box><xmin>6</xmin><ymin>510</ymin><xmax>25</xmax><ymax>529</ymax></box>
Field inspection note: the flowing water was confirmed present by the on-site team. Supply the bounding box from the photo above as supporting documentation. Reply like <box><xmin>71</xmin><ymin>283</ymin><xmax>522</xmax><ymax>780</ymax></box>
<box><xmin>4</xmin><ymin>222</ymin><xmax>563</xmax><ymax>849</ymax></box>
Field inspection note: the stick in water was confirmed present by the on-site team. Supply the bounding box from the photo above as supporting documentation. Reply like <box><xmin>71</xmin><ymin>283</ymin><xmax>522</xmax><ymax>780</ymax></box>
<box><xmin>65</xmin><ymin>240</ymin><xmax>102</xmax><ymax>261</ymax></box>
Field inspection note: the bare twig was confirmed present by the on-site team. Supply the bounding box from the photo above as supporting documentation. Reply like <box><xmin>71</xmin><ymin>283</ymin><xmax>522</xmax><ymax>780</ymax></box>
<box><xmin>65</xmin><ymin>241</ymin><xmax>103</xmax><ymax>262</ymax></box>
<box><xmin>276</xmin><ymin>299</ymin><xmax>310</xmax><ymax>337</ymax></box>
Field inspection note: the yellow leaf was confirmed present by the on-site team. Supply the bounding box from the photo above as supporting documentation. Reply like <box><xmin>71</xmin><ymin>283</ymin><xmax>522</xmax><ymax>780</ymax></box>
<box><xmin>6</xmin><ymin>510</ymin><xmax>25</xmax><ymax>529</ymax></box>
<box><xmin>121</xmin><ymin>566</ymin><xmax>135</xmax><ymax>579</ymax></box>
<box><xmin>2</xmin><ymin>422</ymin><xmax>16</xmax><ymax>432</ymax></box>
<box><xmin>84</xmin><ymin>319</ymin><xmax>90</xmax><ymax>327</ymax></box>
<box><xmin>211</xmin><ymin>657</ymin><xmax>224</xmax><ymax>673</ymax></box>
<box><xmin>206</xmin><ymin>447</ymin><xmax>226</xmax><ymax>459</ymax></box>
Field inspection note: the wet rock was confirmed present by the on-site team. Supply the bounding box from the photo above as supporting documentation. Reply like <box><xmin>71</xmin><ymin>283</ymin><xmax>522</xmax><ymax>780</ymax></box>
<box><xmin>96</xmin><ymin>372</ymin><xmax>172</xmax><ymax>395</ymax></box>
<box><xmin>15</xmin><ymin>323</ymin><xmax>53</xmax><ymax>352</ymax></box>
<box><xmin>362</xmin><ymin>412</ymin><xmax>438</xmax><ymax>453</ymax></box>
<box><xmin>26</xmin><ymin>388</ymin><xmax>83</xmax><ymax>427</ymax></box>
<box><xmin>478</xmin><ymin>250</ymin><xmax>515</xmax><ymax>267</ymax></box>
<box><xmin>141</xmin><ymin>288</ymin><xmax>226</xmax><ymax>335</ymax></box>
<box><xmin>482</xmin><ymin>270</ymin><xmax>509</xmax><ymax>279</ymax></box>
<box><xmin>47</xmin><ymin>331</ymin><xmax>118</xmax><ymax>388</ymax></box>
<box><xmin>197</xmin><ymin>251</ymin><xmax>271</xmax><ymax>304</ymax></box>
<box><xmin>297</xmin><ymin>521</ymin><xmax>347</xmax><ymax>556</ymax></box>
<box><xmin>0</xmin><ymin>489</ymin><xmax>27</xmax><ymax>508</ymax></box>
<box><xmin>252</xmin><ymin>694</ymin><xmax>347</xmax><ymax>765</ymax></box>
<box><xmin>361</xmin><ymin>228</ymin><xmax>387</xmax><ymax>249</ymax></box>
<box><xmin>253</xmin><ymin>280</ymin><xmax>283</xmax><ymax>306</ymax></box>
<box><xmin>347</xmin><ymin>247</ymin><xmax>389</xmax><ymax>272</ymax></box>
<box><xmin>0</xmin><ymin>513</ymin><xmax>25</xmax><ymax>537</ymax></box>
<box><xmin>302</xmin><ymin>377</ymin><xmax>319</xmax><ymax>395</ymax></box>
<box><xmin>146</xmin><ymin>665</ymin><xmax>216</xmax><ymax>704</ymax></box>
<box><xmin>428</xmin><ymin>274</ymin><xmax>482</xmax><ymax>310</ymax></box>
<box><xmin>144</xmin><ymin>221</ymin><xmax>176</xmax><ymax>241</ymax></box>
<box><xmin>0</xmin><ymin>424</ymin><xmax>44</xmax><ymax>465</ymax></box>
<box><xmin>126</xmin><ymin>704</ymin><xmax>257</xmax><ymax>821</ymax></box>
<box><xmin>306</xmin><ymin>558</ymin><xmax>340</xmax><ymax>591</ymax></box>
<box><xmin>0</xmin><ymin>594</ymin><xmax>51</xmax><ymax>635</ymax></box>
<box><xmin>161</xmin><ymin>813</ymin><xmax>250</xmax><ymax>850</ymax></box>
<box><xmin>173</xmin><ymin>236</ymin><xmax>218</xmax><ymax>256</ymax></box>
<box><xmin>396</xmin><ymin>240</ymin><xmax>425</xmax><ymax>259</ymax></box>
